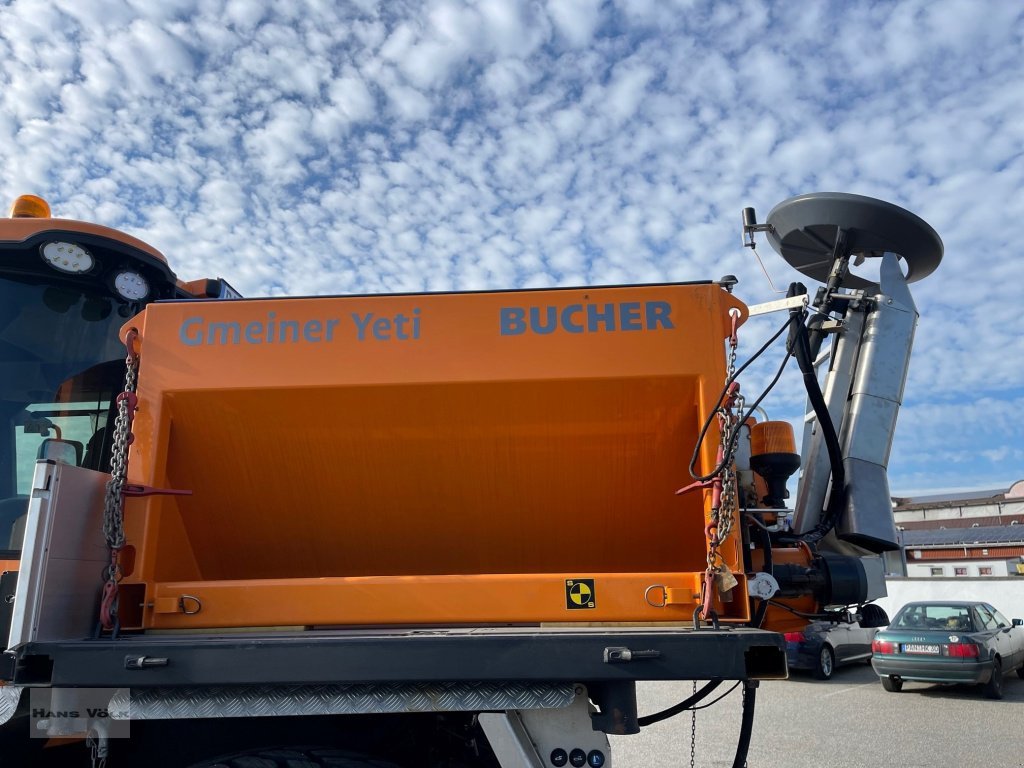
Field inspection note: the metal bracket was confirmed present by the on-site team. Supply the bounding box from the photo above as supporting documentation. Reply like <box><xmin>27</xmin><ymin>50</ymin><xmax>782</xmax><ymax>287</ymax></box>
<box><xmin>746</xmin><ymin>573</ymin><xmax>780</xmax><ymax>600</ymax></box>
<box><xmin>122</xmin><ymin>484</ymin><xmax>192</xmax><ymax>498</ymax></box>
<box><xmin>745</xmin><ymin>294</ymin><xmax>809</xmax><ymax>316</ymax></box>
<box><xmin>480</xmin><ymin>685</ymin><xmax>613</xmax><ymax>768</ymax></box>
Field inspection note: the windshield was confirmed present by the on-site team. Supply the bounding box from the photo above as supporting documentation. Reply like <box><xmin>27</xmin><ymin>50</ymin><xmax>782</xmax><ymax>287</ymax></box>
<box><xmin>0</xmin><ymin>276</ymin><xmax>132</xmax><ymax>553</ymax></box>
<box><xmin>891</xmin><ymin>604</ymin><xmax>976</xmax><ymax>632</ymax></box>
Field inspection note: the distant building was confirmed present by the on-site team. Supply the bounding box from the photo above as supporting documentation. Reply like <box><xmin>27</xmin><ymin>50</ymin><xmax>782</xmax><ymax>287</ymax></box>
<box><xmin>884</xmin><ymin>480</ymin><xmax>1024</xmax><ymax>577</ymax></box>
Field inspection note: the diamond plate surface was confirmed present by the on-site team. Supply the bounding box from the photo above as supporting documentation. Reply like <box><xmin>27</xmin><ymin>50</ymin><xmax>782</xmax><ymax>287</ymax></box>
<box><xmin>110</xmin><ymin>681</ymin><xmax>576</xmax><ymax>720</ymax></box>
<box><xmin>0</xmin><ymin>686</ymin><xmax>22</xmax><ymax>726</ymax></box>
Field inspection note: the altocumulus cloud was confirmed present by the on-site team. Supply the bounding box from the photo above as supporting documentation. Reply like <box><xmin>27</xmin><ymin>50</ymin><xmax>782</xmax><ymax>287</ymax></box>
<box><xmin>1</xmin><ymin>0</ymin><xmax>1022</xmax><ymax>492</ymax></box>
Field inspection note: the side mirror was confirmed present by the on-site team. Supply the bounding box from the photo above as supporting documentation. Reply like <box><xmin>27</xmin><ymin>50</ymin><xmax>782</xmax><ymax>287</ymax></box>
<box><xmin>16</xmin><ymin>410</ymin><xmax>58</xmax><ymax>437</ymax></box>
<box><xmin>37</xmin><ymin>438</ymin><xmax>84</xmax><ymax>466</ymax></box>
<box><xmin>858</xmin><ymin>603</ymin><xmax>890</xmax><ymax>629</ymax></box>
<box><xmin>1013</xmin><ymin>618</ymin><xmax>1023</xmax><ymax>627</ymax></box>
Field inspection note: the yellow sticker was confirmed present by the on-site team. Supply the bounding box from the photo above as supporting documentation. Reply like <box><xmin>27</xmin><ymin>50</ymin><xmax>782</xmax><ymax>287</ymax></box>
<box><xmin>565</xmin><ymin>578</ymin><xmax>596</xmax><ymax>610</ymax></box>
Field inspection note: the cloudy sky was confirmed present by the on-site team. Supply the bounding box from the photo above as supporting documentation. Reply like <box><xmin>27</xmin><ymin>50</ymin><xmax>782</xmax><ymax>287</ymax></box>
<box><xmin>1</xmin><ymin>0</ymin><xmax>1021</xmax><ymax>495</ymax></box>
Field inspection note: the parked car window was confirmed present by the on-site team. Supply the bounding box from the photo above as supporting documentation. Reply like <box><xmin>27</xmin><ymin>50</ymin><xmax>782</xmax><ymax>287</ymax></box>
<box><xmin>892</xmin><ymin>604</ymin><xmax>973</xmax><ymax>631</ymax></box>
<box><xmin>974</xmin><ymin>604</ymin><xmax>998</xmax><ymax>630</ymax></box>
<box><xmin>989</xmin><ymin>606</ymin><xmax>1010</xmax><ymax>629</ymax></box>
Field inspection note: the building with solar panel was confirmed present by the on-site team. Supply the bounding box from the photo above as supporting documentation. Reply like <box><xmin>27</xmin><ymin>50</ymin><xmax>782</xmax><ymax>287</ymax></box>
<box><xmin>884</xmin><ymin>480</ymin><xmax>1024</xmax><ymax>577</ymax></box>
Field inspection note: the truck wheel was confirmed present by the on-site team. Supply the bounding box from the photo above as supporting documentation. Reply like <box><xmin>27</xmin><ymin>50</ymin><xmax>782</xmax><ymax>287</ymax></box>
<box><xmin>880</xmin><ymin>675</ymin><xmax>902</xmax><ymax>692</ymax></box>
<box><xmin>189</xmin><ymin>748</ymin><xmax>403</xmax><ymax>768</ymax></box>
<box><xmin>813</xmin><ymin>645</ymin><xmax>835</xmax><ymax>680</ymax></box>
<box><xmin>983</xmin><ymin>659</ymin><xmax>1003</xmax><ymax>700</ymax></box>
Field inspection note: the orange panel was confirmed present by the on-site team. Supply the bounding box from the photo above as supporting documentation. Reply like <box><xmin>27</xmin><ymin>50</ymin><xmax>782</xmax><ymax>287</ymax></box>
<box><xmin>120</xmin><ymin>283</ymin><xmax>749</xmax><ymax>628</ymax></box>
<box><xmin>141</xmin><ymin>572</ymin><xmax>721</xmax><ymax>629</ymax></box>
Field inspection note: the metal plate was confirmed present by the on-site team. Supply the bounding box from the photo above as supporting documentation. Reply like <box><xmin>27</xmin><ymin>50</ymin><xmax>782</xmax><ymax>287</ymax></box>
<box><xmin>0</xmin><ymin>572</ymin><xmax>17</xmax><ymax>650</ymax></box>
<box><xmin>903</xmin><ymin>643</ymin><xmax>940</xmax><ymax>654</ymax></box>
<box><xmin>108</xmin><ymin>681</ymin><xmax>576</xmax><ymax>720</ymax></box>
<box><xmin>765</xmin><ymin>192</ymin><xmax>943</xmax><ymax>289</ymax></box>
<box><xmin>8</xmin><ymin>463</ymin><xmax>108</xmax><ymax>649</ymax></box>
<box><xmin>0</xmin><ymin>685</ymin><xmax>21</xmax><ymax>725</ymax></box>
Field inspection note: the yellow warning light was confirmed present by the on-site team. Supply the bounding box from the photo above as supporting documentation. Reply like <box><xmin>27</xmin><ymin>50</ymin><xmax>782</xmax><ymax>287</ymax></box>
<box><xmin>750</xmin><ymin>421</ymin><xmax>797</xmax><ymax>457</ymax></box>
<box><xmin>9</xmin><ymin>195</ymin><xmax>52</xmax><ymax>218</ymax></box>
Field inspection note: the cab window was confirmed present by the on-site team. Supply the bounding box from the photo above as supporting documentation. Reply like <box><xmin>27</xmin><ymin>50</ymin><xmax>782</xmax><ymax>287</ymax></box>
<box><xmin>14</xmin><ymin>400</ymin><xmax>110</xmax><ymax>494</ymax></box>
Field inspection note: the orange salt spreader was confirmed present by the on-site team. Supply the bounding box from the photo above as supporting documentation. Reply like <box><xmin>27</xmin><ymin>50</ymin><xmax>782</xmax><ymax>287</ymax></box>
<box><xmin>118</xmin><ymin>284</ymin><xmax>756</xmax><ymax>629</ymax></box>
<box><xmin>0</xmin><ymin>192</ymin><xmax>942</xmax><ymax>767</ymax></box>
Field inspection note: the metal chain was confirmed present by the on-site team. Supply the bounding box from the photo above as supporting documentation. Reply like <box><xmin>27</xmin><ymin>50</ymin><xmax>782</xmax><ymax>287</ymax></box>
<box><xmin>741</xmin><ymin>684</ymin><xmax>748</xmax><ymax>768</ymax></box>
<box><xmin>689</xmin><ymin>680</ymin><xmax>697</xmax><ymax>768</ymax></box>
<box><xmin>703</xmin><ymin>310</ymin><xmax>744</xmax><ymax>614</ymax></box>
<box><xmin>100</xmin><ymin>329</ymin><xmax>140</xmax><ymax>630</ymax></box>
<box><xmin>88</xmin><ymin>733</ymin><xmax>107</xmax><ymax>768</ymax></box>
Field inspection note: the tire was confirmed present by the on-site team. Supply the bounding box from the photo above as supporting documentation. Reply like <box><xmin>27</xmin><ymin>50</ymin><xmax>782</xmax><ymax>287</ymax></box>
<box><xmin>1016</xmin><ymin>663</ymin><xmax>1024</xmax><ymax>680</ymax></box>
<box><xmin>189</xmin><ymin>748</ymin><xmax>403</xmax><ymax>768</ymax></box>
<box><xmin>983</xmin><ymin>659</ymin><xmax>1003</xmax><ymax>700</ymax></box>
<box><xmin>813</xmin><ymin>645</ymin><xmax>835</xmax><ymax>680</ymax></box>
<box><xmin>881</xmin><ymin>675</ymin><xmax>903</xmax><ymax>692</ymax></box>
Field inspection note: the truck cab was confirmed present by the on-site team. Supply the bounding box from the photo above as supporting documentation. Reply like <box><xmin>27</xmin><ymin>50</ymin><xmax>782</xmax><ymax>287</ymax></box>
<box><xmin>0</xmin><ymin>195</ymin><xmax>235</xmax><ymax>564</ymax></box>
<box><xmin>0</xmin><ymin>196</ymin><xmax>180</xmax><ymax>561</ymax></box>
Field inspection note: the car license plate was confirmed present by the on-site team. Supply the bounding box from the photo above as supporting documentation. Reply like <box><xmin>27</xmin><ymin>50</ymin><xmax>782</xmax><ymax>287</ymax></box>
<box><xmin>903</xmin><ymin>643</ymin><xmax>940</xmax><ymax>654</ymax></box>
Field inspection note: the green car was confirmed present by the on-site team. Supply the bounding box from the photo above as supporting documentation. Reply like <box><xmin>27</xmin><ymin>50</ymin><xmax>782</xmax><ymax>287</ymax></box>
<box><xmin>871</xmin><ymin>601</ymin><xmax>1024</xmax><ymax>699</ymax></box>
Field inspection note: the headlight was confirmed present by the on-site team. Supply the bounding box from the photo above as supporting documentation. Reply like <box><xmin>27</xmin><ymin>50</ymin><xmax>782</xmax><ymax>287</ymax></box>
<box><xmin>113</xmin><ymin>270</ymin><xmax>150</xmax><ymax>300</ymax></box>
<box><xmin>40</xmin><ymin>241</ymin><xmax>94</xmax><ymax>274</ymax></box>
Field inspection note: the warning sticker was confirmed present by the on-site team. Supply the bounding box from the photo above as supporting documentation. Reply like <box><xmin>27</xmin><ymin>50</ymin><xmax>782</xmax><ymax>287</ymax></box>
<box><xmin>565</xmin><ymin>578</ymin><xmax>596</xmax><ymax>610</ymax></box>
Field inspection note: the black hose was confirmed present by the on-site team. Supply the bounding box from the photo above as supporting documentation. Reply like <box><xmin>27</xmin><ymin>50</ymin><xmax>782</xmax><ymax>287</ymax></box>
<box><xmin>731</xmin><ymin>682</ymin><xmax>757</xmax><ymax>768</ymax></box>
<box><xmin>790</xmin><ymin>309</ymin><xmax>846</xmax><ymax>543</ymax></box>
<box><xmin>636</xmin><ymin>679</ymin><xmax>723</xmax><ymax>727</ymax></box>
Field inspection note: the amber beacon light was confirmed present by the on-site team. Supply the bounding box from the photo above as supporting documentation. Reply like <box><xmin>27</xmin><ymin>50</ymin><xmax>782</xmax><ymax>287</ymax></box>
<box><xmin>9</xmin><ymin>194</ymin><xmax>51</xmax><ymax>218</ymax></box>
<box><xmin>750</xmin><ymin>420</ymin><xmax>801</xmax><ymax>508</ymax></box>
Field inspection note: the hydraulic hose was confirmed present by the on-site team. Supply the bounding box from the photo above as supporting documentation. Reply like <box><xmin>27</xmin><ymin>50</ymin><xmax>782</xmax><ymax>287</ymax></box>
<box><xmin>786</xmin><ymin>283</ymin><xmax>846</xmax><ymax>544</ymax></box>
<box><xmin>636</xmin><ymin>680</ymin><xmax>723</xmax><ymax>727</ymax></box>
<box><xmin>731</xmin><ymin>682</ymin><xmax>757</xmax><ymax>768</ymax></box>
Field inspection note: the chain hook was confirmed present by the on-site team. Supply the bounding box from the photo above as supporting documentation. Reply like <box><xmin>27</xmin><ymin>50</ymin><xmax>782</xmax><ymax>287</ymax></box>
<box><xmin>100</xmin><ymin>327</ymin><xmax>141</xmax><ymax>631</ymax></box>
<box><xmin>124</xmin><ymin>327</ymin><xmax>140</xmax><ymax>359</ymax></box>
<box><xmin>728</xmin><ymin>307</ymin><xmax>741</xmax><ymax>347</ymax></box>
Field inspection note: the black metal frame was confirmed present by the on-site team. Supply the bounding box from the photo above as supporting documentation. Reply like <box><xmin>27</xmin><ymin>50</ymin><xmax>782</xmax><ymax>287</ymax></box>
<box><xmin>7</xmin><ymin>625</ymin><xmax>786</xmax><ymax>688</ymax></box>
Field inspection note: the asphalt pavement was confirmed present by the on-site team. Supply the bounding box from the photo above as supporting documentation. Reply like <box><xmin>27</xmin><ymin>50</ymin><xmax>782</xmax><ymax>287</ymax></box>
<box><xmin>611</xmin><ymin>663</ymin><xmax>1024</xmax><ymax>767</ymax></box>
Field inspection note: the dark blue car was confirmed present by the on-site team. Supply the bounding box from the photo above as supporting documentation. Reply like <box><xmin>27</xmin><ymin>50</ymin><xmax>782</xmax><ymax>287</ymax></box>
<box><xmin>785</xmin><ymin>610</ymin><xmax>881</xmax><ymax>680</ymax></box>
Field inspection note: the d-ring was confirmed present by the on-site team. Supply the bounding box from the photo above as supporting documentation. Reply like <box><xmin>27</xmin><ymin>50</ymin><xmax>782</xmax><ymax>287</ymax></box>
<box><xmin>644</xmin><ymin>585</ymin><xmax>668</xmax><ymax>608</ymax></box>
<box><xmin>179</xmin><ymin>595</ymin><xmax>203</xmax><ymax>615</ymax></box>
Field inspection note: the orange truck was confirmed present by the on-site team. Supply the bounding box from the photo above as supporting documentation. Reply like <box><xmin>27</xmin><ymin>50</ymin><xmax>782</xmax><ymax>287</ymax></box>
<box><xmin>0</xmin><ymin>192</ymin><xmax>941</xmax><ymax>767</ymax></box>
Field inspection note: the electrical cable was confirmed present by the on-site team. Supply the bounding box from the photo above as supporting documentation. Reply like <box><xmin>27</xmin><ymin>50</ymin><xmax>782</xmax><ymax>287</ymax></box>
<box><xmin>764</xmin><ymin>599</ymin><xmax>842</xmax><ymax>622</ymax></box>
<box><xmin>689</xmin><ymin>681</ymin><xmax>740</xmax><ymax>710</ymax></box>
<box><xmin>688</xmin><ymin>313</ymin><xmax>795</xmax><ymax>483</ymax></box>
<box><xmin>636</xmin><ymin>679</ymin><xmax>723</xmax><ymax>727</ymax></box>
